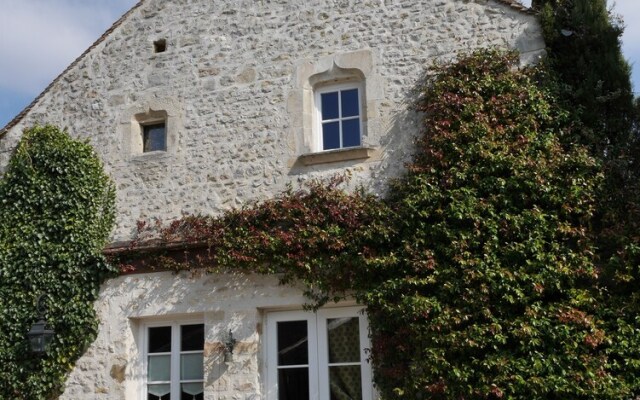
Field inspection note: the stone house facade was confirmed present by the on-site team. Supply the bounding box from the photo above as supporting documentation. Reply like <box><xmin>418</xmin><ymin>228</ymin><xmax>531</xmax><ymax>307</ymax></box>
<box><xmin>0</xmin><ymin>0</ymin><xmax>544</xmax><ymax>398</ymax></box>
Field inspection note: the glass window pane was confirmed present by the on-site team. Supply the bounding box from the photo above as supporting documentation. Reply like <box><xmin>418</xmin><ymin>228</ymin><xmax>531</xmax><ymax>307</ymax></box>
<box><xmin>329</xmin><ymin>365</ymin><xmax>362</xmax><ymax>400</ymax></box>
<box><xmin>328</xmin><ymin>317</ymin><xmax>361</xmax><ymax>363</ymax></box>
<box><xmin>278</xmin><ymin>367</ymin><xmax>309</xmax><ymax>400</ymax></box>
<box><xmin>144</xmin><ymin>123</ymin><xmax>166</xmax><ymax>152</ymax></box>
<box><xmin>277</xmin><ymin>320</ymin><xmax>308</xmax><ymax>366</ymax></box>
<box><xmin>181</xmin><ymin>324</ymin><xmax>204</xmax><ymax>351</ymax></box>
<box><xmin>148</xmin><ymin>384</ymin><xmax>171</xmax><ymax>399</ymax></box>
<box><xmin>341</xmin><ymin>119</ymin><xmax>361</xmax><ymax>148</ymax></box>
<box><xmin>181</xmin><ymin>383</ymin><xmax>204</xmax><ymax>400</ymax></box>
<box><xmin>148</xmin><ymin>354</ymin><xmax>171</xmax><ymax>382</ymax></box>
<box><xmin>321</xmin><ymin>92</ymin><xmax>339</xmax><ymax>120</ymax></box>
<box><xmin>149</xmin><ymin>326</ymin><xmax>172</xmax><ymax>353</ymax></box>
<box><xmin>322</xmin><ymin>122</ymin><xmax>341</xmax><ymax>150</ymax></box>
<box><xmin>181</xmin><ymin>353</ymin><xmax>204</xmax><ymax>380</ymax></box>
<box><xmin>340</xmin><ymin>89</ymin><xmax>359</xmax><ymax>118</ymax></box>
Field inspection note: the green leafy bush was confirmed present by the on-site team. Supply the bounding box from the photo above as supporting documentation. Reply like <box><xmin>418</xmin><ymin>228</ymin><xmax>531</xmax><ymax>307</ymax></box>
<box><xmin>0</xmin><ymin>125</ymin><xmax>116</xmax><ymax>398</ymax></box>
<box><xmin>367</xmin><ymin>49</ymin><xmax>622</xmax><ymax>399</ymax></box>
<box><xmin>532</xmin><ymin>2</ymin><xmax>640</xmax><ymax>394</ymax></box>
<box><xmin>128</xmin><ymin>174</ymin><xmax>396</xmax><ymax>304</ymax></box>
<box><xmin>534</xmin><ymin>0</ymin><xmax>635</xmax><ymax>157</ymax></box>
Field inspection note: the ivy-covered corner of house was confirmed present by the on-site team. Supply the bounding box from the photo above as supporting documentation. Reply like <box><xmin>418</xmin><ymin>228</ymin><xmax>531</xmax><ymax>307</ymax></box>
<box><xmin>369</xmin><ymin>49</ymin><xmax>614</xmax><ymax>399</ymax></box>
<box><xmin>0</xmin><ymin>125</ymin><xmax>116</xmax><ymax>398</ymax></box>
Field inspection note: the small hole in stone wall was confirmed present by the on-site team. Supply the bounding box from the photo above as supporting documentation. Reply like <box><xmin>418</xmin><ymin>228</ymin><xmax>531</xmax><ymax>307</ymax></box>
<box><xmin>153</xmin><ymin>39</ymin><xmax>167</xmax><ymax>53</ymax></box>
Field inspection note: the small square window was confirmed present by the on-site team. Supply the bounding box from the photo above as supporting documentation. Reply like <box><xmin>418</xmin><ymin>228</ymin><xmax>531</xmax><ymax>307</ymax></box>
<box><xmin>317</xmin><ymin>86</ymin><xmax>362</xmax><ymax>151</ymax></box>
<box><xmin>145</xmin><ymin>322</ymin><xmax>204</xmax><ymax>400</ymax></box>
<box><xmin>143</xmin><ymin>123</ymin><xmax>167</xmax><ymax>152</ymax></box>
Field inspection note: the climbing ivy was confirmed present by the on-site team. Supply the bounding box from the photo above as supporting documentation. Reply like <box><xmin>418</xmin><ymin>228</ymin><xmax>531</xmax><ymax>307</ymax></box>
<box><xmin>2</xmin><ymin>50</ymin><xmax>634</xmax><ymax>400</ymax></box>
<box><xmin>119</xmin><ymin>50</ymin><xmax>633</xmax><ymax>398</ymax></box>
<box><xmin>369</xmin><ymin>50</ymin><xmax>619</xmax><ymax>398</ymax></box>
<box><xmin>0</xmin><ymin>125</ymin><xmax>116</xmax><ymax>398</ymax></box>
<box><xmin>127</xmin><ymin>174</ymin><xmax>396</xmax><ymax>305</ymax></box>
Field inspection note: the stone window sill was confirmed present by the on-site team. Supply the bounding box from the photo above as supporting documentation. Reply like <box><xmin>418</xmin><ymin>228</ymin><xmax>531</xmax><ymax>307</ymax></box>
<box><xmin>298</xmin><ymin>147</ymin><xmax>375</xmax><ymax>166</ymax></box>
<box><xmin>129</xmin><ymin>150</ymin><xmax>172</xmax><ymax>163</ymax></box>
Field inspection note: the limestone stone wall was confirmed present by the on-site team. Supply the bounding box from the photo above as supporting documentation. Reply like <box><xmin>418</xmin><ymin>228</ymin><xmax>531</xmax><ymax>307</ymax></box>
<box><xmin>0</xmin><ymin>1</ymin><xmax>544</xmax><ymax>398</ymax></box>
<box><xmin>60</xmin><ymin>271</ymin><xmax>318</xmax><ymax>399</ymax></box>
<box><xmin>0</xmin><ymin>0</ymin><xmax>544</xmax><ymax>242</ymax></box>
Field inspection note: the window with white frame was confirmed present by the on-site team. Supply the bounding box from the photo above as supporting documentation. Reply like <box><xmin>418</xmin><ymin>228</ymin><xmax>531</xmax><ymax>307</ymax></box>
<box><xmin>143</xmin><ymin>321</ymin><xmax>204</xmax><ymax>400</ymax></box>
<box><xmin>316</xmin><ymin>85</ymin><xmax>362</xmax><ymax>151</ymax></box>
<box><xmin>265</xmin><ymin>307</ymin><xmax>373</xmax><ymax>400</ymax></box>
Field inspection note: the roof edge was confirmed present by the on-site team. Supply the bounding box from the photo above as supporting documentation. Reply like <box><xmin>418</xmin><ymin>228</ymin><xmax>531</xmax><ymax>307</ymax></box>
<box><xmin>0</xmin><ymin>0</ymin><xmax>145</xmax><ymax>137</ymax></box>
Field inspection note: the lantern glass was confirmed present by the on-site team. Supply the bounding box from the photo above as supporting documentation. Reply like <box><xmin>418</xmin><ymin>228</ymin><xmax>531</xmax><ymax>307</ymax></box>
<box><xmin>27</xmin><ymin>319</ymin><xmax>54</xmax><ymax>354</ymax></box>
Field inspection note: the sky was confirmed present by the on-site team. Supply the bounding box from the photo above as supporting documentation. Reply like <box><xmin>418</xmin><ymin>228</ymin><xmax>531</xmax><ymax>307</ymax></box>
<box><xmin>0</xmin><ymin>0</ymin><xmax>638</xmax><ymax>129</ymax></box>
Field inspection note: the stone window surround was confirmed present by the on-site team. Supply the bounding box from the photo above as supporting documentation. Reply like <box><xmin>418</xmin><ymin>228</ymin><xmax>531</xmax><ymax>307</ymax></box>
<box><xmin>119</xmin><ymin>97</ymin><xmax>182</xmax><ymax>159</ymax></box>
<box><xmin>289</xmin><ymin>49</ymin><xmax>384</xmax><ymax>166</ymax></box>
<box><xmin>264</xmin><ymin>306</ymin><xmax>374</xmax><ymax>400</ymax></box>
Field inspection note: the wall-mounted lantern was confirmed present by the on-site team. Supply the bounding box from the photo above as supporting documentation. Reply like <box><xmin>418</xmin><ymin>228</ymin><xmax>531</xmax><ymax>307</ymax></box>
<box><xmin>223</xmin><ymin>329</ymin><xmax>237</xmax><ymax>363</ymax></box>
<box><xmin>27</xmin><ymin>294</ymin><xmax>54</xmax><ymax>354</ymax></box>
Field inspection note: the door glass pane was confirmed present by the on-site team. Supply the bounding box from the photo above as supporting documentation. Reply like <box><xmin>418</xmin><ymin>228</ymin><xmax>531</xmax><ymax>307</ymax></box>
<box><xmin>149</xmin><ymin>326</ymin><xmax>172</xmax><ymax>353</ymax></box>
<box><xmin>321</xmin><ymin>92</ymin><xmax>339</xmax><ymax>120</ymax></box>
<box><xmin>278</xmin><ymin>367</ymin><xmax>310</xmax><ymax>400</ymax></box>
<box><xmin>340</xmin><ymin>89</ymin><xmax>359</xmax><ymax>118</ymax></box>
<box><xmin>327</xmin><ymin>317</ymin><xmax>360</xmax><ymax>363</ymax></box>
<box><xmin>181</xmin><ymin>353</ymin><xmax>204</xmax><ymax>380</ymax></box>
<box><xmin>181</xmin><ymin>324</ymin><xmax>204</xmax><ymax>351</ymax></box>
<box><xmin>329</xmin><ymin>365</ymin><xmax>362</xmax><ymax>400</ymax></box>
<box><xmin>277</xmin><ymin>320</ymin><xmax>308</xmax><ymax>366</ymax></box>
<box><xmin>148</xmin><ymin>354</ymin><xmax>171</xmax><ymax>381</ymax></box>
<box><xmin>322</xmin><ymin>121</ymin><xmax>340</xmax><ymax>150</ymax></box>
<box><xmin>341</xmin><ymin>119</ymin><xmax>360</xmax><ymax>148</ymax></box>
<box><xmin>181</xmin><ymin>383</ymin><xmax>204</xmax><ymax>400</ymax></box>
<box><xmin>148</xmin><ymin>383</ymin><xmax>171</xmax><ymax>399</ymax></box>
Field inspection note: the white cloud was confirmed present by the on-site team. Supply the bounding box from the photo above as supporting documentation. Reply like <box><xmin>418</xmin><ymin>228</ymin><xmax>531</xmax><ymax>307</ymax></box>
<box><xmin>0</xmin><ymin>0</ymin><xmax>136</xmax><ymax>95</ymax></box>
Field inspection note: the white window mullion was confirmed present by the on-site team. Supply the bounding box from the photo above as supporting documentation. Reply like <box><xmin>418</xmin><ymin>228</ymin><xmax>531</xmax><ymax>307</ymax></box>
<box><xmin>337</xmin><ymin>89</ymin><xmax>344</xmax><ymax>149</ymax></box>
<box><xmin>316</xmin><ymin>313</ymin><xmax>330</xmax><ymax>400</ymax></box>
<box><xmin>265</xmin><ymin>314</ymin><xmax>278</xmax><ymax>399</ymax></box>
<box><xmin>308</xmin><ymin>314</ymin><xmax>320</xmax><ymax>400</ymax></box>
<box><xmin>315</xmin><ymin>91</ymin><xmax>323</xmax><ymax>152</ymax></box>
<box><xmin>171</xmin><ymin>324</ymin><xmax>181</xmax><ymax>398</ymax></box>
<box><xmin>359</xmin><ymin>314</ymin><xmax>373</xmax><ymax>400</ymax></box>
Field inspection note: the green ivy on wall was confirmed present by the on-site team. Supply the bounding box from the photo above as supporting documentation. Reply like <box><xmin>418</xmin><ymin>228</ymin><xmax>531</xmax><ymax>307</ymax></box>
<box><xmin>369</xmin><ymin>50</ymin><xmax>616</xmax><ymax>398</ymax></box>
<box><xmin>0</xmin><ymin>125</ymin><xmax>116</xmax><ymax>399</ymax></box>
<box><xmin>119</xmin><ymin>50</ymin><xmax>634</xmax><ymax>398</ymax></box>
<box><xmin>3</xmin><ymin>50</ymin><xmax>637</xmax><ymax>399</ymax></box>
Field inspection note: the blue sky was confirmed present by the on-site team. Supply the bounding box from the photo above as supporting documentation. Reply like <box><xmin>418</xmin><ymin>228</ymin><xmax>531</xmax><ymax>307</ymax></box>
<box><xmin>0</xmin><ymin>0</ymin><xmax>638</xmax><ymax>129</ymax></box>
